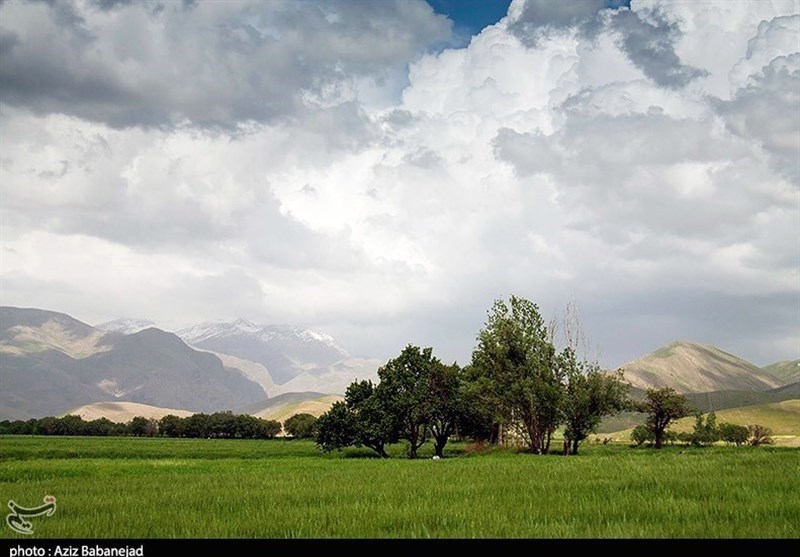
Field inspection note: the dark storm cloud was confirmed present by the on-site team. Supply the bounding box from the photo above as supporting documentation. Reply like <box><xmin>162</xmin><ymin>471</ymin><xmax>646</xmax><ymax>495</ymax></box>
<box><xmin>89</xmin><ymin>0</ymin><xmax>134</xmax><ymax>10</ymax></box>
<box><xmin>611</xmin><ymin>9</ymin><xmax>708</xmax><ymax>89</ymax></box>
<box><xmin>0</xmin><ymin>0</ymin><xmax>451</xmax><ymax>129</ymax></box>
<box><xmin>585</xmin><ymin>288</ymin><xmax>799</xmax><ymax>367</ymax></box>
<box><xmin>508</xmin><ymin>0</ymin><xmax>705</xmax><ymax>88</ymax></box>
<box><xmin>508</xmin><ymin>0</ymin><xmax>606</xmax><ymax>46</ymax></box>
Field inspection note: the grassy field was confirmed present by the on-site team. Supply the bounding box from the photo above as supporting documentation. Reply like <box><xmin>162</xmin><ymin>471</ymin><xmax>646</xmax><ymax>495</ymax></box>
<box><xmin>1</xmin><ymin>436</ymin><xmax>799</xmax><ymax>538</ymax></box>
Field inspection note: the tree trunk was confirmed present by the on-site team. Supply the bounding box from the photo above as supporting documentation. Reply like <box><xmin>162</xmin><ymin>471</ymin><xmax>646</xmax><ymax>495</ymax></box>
<box><xmin>562</xmin><ymin>438</ymin><xmax>569</xmax><ymax>456</ymax></box>
<box><xmin>370</xmin><ymin>443</ymin><xmax>389</xmax><ymax>458</ymax></box>
<box><xmin>489</xmin><ymin>423</ymin><xmax>500</xmax><ymax>445</ymax></box>
<box><xmin>434</xmin><ymin>441</ymin><xmax>444</xmax><ymax>458</ymax></box>
<box><xmin>571</xmin><ymin>438</ymin><xmax>579</xmax><ymax>455</ymax></box>
<box><xmin>654</xmin><ymin>430</ymin><xmax>663</xmax><ymax>449</ymax></box>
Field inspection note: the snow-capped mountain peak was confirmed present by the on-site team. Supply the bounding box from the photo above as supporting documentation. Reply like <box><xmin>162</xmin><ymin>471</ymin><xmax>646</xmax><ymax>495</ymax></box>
<box><xmin>296</xmin><ymin>327</ymin><xmax>347</xmax><ymax>354</ymax></box>
<box><xmin>95</xmin><ymin>318</ymin><xmax>156</xmax><ymax>335</ymax></box>
<box><xmin>175</xmin><ymin>318</ymin><xmax>262</xmax><ymax>344</ymax></box>
<box><xmin>174</xmin><ymin>319</ymin><xmax>351</xmax><ymax>384</ymax></box>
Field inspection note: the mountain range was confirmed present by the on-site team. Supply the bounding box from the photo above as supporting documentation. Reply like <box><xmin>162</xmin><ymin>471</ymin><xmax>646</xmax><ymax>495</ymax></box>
<box><xmin>172</xmin><ymin>318</ymin><xmax>380</xmax><ymax>397</ymax></box>
<box><xmin>0</xmin><ymin>307</ymin><xmax>378</xmax><ymax>419</ymax></box>
<box><xmin>0</xmin><ymin>306</ymin><xmax>796</xmax><ymax>422</ymax></box>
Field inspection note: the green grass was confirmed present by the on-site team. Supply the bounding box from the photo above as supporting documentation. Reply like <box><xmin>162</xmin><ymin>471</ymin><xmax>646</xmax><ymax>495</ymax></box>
<box><xmin>1</xmin><ymin>436</ymin><xmax>798</xmax><ymax>538</ymax></box>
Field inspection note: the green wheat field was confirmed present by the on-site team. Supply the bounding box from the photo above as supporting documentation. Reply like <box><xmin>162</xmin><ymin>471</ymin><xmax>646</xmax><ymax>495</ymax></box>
<box><xmin>1</xmin><ymin>436</ymin><xmax>798</xmax><ymax>538</ymax></box>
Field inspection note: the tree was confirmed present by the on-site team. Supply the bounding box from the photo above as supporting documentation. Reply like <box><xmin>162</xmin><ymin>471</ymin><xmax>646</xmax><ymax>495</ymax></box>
<box><xmin>233</xmin><ymin>414</ymin><xmax>259</xmax><ymax>439</ymax></box>
<box><xmin>459</xmin><ymin>364</ymin><xmax>503</xmax><ymax>443</ymax></box>
<box><xmin>208</xmin><ymin>412</ymin><xmax>238</xmax><ymax>438</ymax></box>
<box><xmin>348</xmin><ymin>380</ymin><xmax>397</xmax><ymax>457</ymax></box>
<box><xmin>637</xmin><ymin>387</ymin><xmax>691</xmax><ymax>449</ymax></box>
<box><xmin>284</xmin><ymin>413</ymin><xmax>318</xmax><ymax>439</ymax></box>
<box><xmin>316</xmin><ymin>401</ymin><xmax>359</xmax><ymax>452</ymax></box>
<box><xmin>315</xmin><ymin>380</ymin><xmax>396</xmax><ymax>457</ymax></box>
<box><xmin>426</xmin><ymin>361</ymin><xmax>463</xmax><ymax>458</ymax></box>
<box><xmin>254</xmin><ymin>418</ymin><xmax>282</xmax><ymax>439</ymax></box>
<box><xmin>631</xmin><ymin>424</ymin><xmax>653</xmax><ymax>446</ymax></box>
<box><xmin>182</xmin><ymin>413</ymin><xmax>210</xmax><ymax>438</ymax></box>
<box><xmin>545</xmin><ymin>299</ymin><xmax>630</xmax><ymax>455</ymax></box>
<box><xmin>84</xmin><ymin>417</ymin><xmax>117</xmax><ymax>436</ymax></box>
<box><xmin>63</xmin><ymin>415</ymin><xmax>85</xmax><ymax>435</ymax></box>
<box><xmin>128</xmin><ymin>416</ymin><xmax>157</xmax><ymax>437</ymax></box>
<box><xmin>748</xmin><ymin>424</ymin><xmax>774</xmax><ymax>446</ymax></box>
<box><xmin>0</xmin><ymin>420</ymin><xmax>34</xmax><ymax>435</ymax></box>
<box><xmin>35</xmin><ymin>416</ymin><xmax>59</xmax><ymax>435</ymax></box>
<box><xmin>718</xmin><ymin>422</ymin><xmax>749</xmax><ymax>446</ymax></box>
<box><xmin>159</xmin><ymin>414</ymin><xmax>184</xmax><ymax>438</ymax></box>
<box><xmin>558</xmin><ymin>348</ymin><xmax>629</xmax><ymax>455</ymax></box>
<box><xmin>469</xmin><ymin>296</ymin><xmax>560</xmax><ymax>454</ymax></box>
<box><xmin>378</xmin><ymin>345</ymin><xmax>443</xmax><ymax>459</ymax></box>
<box><xmin>690</xmin><ymin>412</ymin><xmax>719</xmax><ymax>446</ymax></box>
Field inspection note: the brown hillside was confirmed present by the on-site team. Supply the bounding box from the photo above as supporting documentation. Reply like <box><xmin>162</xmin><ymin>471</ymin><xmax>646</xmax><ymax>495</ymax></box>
<box><xmin>619</xmin><ymin>341</ymin><xmax>782</xmax><ymax>393</ymax></box>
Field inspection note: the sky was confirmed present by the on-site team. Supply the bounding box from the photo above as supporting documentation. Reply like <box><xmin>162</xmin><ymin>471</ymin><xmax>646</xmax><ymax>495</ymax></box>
<box><xmin>0</xmin><ymin>0</ymin><xmax>798</xmax><ymax>368</ymax></box>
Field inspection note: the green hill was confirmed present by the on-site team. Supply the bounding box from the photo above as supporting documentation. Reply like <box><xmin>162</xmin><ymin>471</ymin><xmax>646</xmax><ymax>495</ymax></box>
<box><xmin>761</xmin><ymin>360</ymin><xmax>800</xmax><ymax>385</ymax></box>
<box><xmin>684</xmin><ymin>383</ymin><xmax>800</xmax><ymax>413</ymax></box>
<box><xmin>670</xmin><ymin>399</ymin><xmax>800</xmax><ymax>435</ymax></box>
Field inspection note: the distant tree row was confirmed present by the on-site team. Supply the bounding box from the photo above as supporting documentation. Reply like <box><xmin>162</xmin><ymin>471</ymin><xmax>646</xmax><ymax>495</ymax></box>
<box><xmin>0</xmin><ymin>412</ymin><xmax>283</xmax><ymax>439</ymax></box>
<box><xmin>631</xmin><ymin>408</ymin><xmax>774</xmax><ymax>448</ymax></box>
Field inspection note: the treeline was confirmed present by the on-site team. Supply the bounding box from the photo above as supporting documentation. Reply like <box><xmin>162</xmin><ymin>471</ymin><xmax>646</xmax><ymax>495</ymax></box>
<box><xmin>631</xmin><ymin>411</ymin><xmax>774</xmax><ymax>447</ymax></box>
<box><xmin>316</xmin><ymin>296</ymin><xmax>780</xmax><ymax>459</ymax></box>
<box><xmin>0</xmin><ymin>412</ymin><xmax>283</xmax><ymax>439</ymax></box>
<box><xmin>317</xmin><ymin>296</ymin><xmax>632</xmax><ymax>458</ymax></box>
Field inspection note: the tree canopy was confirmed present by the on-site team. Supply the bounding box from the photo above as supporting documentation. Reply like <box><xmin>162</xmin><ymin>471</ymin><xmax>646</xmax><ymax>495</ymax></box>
<box><xmin>637</xmin><ymin>387</ymin><xmax>691</xmax><ymax>449</ymax></box>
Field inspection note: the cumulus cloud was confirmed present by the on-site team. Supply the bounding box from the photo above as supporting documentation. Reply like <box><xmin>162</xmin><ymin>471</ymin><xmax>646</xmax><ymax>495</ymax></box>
<box><xmin>0</xmin><ymin>0</ymin><xmax>797</xmax><ymax>367</ymax></box>
<box><xmin>507</xmin><ymin>0</ymin><xmax>708</xmax><ymax>88</ymax></box>
<box><xmin>718</xmin><ymin>15</ymin><xmax>800</xmax><ymax>181</ymax></box>
<box><xmin>0</xmin><ymin>0</ymin><xmax>450</xmax><ymax>128</ymax></box>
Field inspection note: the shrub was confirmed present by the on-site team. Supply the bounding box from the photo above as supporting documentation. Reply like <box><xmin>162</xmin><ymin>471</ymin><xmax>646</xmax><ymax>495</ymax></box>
<box><xmin>630</xmin><ymin>425</ymin><xmax>653</xmax><ymax>446</ymax></box>
<box><xmin>283</xmin><ymin>413</ymin><xmax>318</xmax><ymax>438</ymax></box>
<box><xmin>748</xmin><ymin>424</ymin><xmax>774</xmax><ymax>446</ymax></box>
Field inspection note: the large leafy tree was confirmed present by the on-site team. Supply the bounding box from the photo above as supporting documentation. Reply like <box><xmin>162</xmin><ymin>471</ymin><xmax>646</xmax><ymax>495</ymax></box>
<box><xmin>377</xmin><ymin>345</ymin><xmax>439</xmax><ymax>459</ymax></box>
<box><xmin>315</xmin><ymin>380</ymin><xmax>396</xmax><ymax>457</ymax></box>
<box><xmin>638</xmin><ymin>387</ymin><xmax>691</xmax><ymax>449</ymax></box>
<box><xmin>460</xmin><ymin>364</ymin><xmax>503</xmax><ymax>443</ymax></box>
<box><xmin>469</xmin><ymin>296</ymin><xmax>561</xmax><ymax>454</ymax></box>
<box><xmin>559</xmin><ymin>347</ymin><xmax>629</xmax><ymax>455</ymax></box>
<box><xmin>315</xmin><ymin>401</ymin><xmax>359</xmax><ymax>452</ymax></box>
<box><xmin>347</xmin><ymin>379</ymin><xmax>398</xmax><ymax>457</ymax></box>
<box><xmin>426</xmin><ymin>361</ymin><xmax>463</xmax><ymax>458</ymax></box>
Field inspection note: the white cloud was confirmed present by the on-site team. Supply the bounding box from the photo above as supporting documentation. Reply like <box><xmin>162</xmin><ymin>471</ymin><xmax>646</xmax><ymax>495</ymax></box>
<box><xmin>0</xmin><ymin>0</ymin><xmax>797</xmax><ymax>367</ymax></box>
